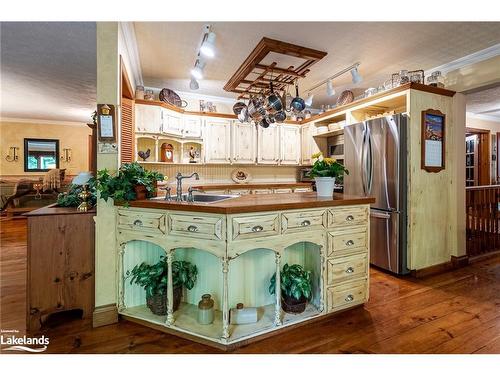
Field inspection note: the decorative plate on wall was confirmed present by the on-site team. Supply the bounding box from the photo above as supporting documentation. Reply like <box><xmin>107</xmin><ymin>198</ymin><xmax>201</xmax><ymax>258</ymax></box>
<box><xmin>231</xmin><ymin>168</ymin><xmax>252</xmax><ymax>184</ymax></box>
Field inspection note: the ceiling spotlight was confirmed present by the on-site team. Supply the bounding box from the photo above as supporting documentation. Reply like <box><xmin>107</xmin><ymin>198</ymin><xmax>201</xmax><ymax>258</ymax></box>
<box><xmin>305</xmin><ymin>92</ymin><xmax>314</xmax><ymax>106</ymax></box>
<box><xmin>326</xmin><ymin>80</ymin><xmax>336</xmax><ymax>97</ymax></box>
<box><xmin>200</xmin><ymin>31</ymin><xmax>216</xmax><ymax>58</ymax></box>
<box><xmin>191</xmin><ymin>60</ymin><xmax>205</xmax><ymax>80</ymax></box>
<box><xmin>189</xmin><ymin>78</ymin><xmax>199</xmax><ymax>90</ymax></box>
<box><xmin>351</xmin><ymin>67</ymin><xmax>363</xmax><ymax>84</ymax></box>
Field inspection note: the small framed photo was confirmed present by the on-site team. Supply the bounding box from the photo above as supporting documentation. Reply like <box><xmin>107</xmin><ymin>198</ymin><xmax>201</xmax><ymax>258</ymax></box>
<box><xmin>97</xmin><ymin>104</ymin><xmax>116</xmax><ymax>142</ymax></box>
<box><xmin>421</xmin><ymin>109</ymin><xmax>445</xmax><ymax>172</ymax></box>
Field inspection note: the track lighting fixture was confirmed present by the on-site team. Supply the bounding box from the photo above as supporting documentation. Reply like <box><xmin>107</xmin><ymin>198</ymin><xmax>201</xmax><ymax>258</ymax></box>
<box><xmin>326</xmin><ymin>80</ymin><xmax>336</xmax><ymax>97</ymax></box>
<box><xmin>189</xmin><ymin>78</ymin><xmax>199</xmax><ymax>90</ymax></box>
<box><xmin>191</xmin><ymin>59</ymin><xmax>205</xmax><ymax>80</ymax></box>
<box><xmin>200</xmin><ymin>31</ymin><xmax>216</xmax><ymax>58</ymax></box>
<box><xmin>305</xmin><ymin>93</ymin><xmax>314</xmax><ymax>106</ymax></box>
<box><xmin>306</xmin><ymin>62</ymin><xmax>362</xmax><ymax>98</ymax></box>
<box><xmin>351</xmin><ymin>66</ymin><xmax>363</xmax><ymax>84</ymax></box>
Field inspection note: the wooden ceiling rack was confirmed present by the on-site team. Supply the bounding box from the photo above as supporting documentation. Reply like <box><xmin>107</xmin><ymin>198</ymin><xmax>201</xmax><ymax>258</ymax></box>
<box><xmin>223</xmin><ymin>37</ymin><xmax>327</xmax><ymax>100</ymax></box>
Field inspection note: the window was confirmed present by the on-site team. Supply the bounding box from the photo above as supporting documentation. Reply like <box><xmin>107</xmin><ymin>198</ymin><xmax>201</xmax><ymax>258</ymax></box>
<box><xmin>24</xmin><ymin>138</ymin><xmax>60</xmax><ymax>172</ymax></box>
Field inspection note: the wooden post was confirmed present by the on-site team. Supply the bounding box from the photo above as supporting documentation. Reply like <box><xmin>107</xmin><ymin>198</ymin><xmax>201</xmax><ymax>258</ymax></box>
<box><xmin>319</xmin><ymin>244</ymin><xmax>325</xmax><ymax>312</ymax></box>
<box><xmin>117</xmin><ymin>243</ymin><xmax>126</xmax><ymax>312</ymax></box>
<box><xmin>221</xmin><ymin>257</ymin><xmax>230</xmax><ymax>340</ymax></box>
<box><xmin>274</xmin><ymin>251</ymin><xmax>282</xmax><ymax>326</ymax></box>
<box><xmin>166</xmin><ymin>250</ymin><xmax>175</xmax><ymax>326</ymax></box>
<box><xmin>154</xmin><ymin>136</ymin><xmax>159</xmax><ymax>162</ymax></box>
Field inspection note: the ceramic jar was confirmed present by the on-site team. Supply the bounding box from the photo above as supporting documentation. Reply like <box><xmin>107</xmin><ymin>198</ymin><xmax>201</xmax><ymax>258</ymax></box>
<box><xmin>197</xmin><ymin>294</ymin><xmax>214</xmax><ymax>325</ymax></box>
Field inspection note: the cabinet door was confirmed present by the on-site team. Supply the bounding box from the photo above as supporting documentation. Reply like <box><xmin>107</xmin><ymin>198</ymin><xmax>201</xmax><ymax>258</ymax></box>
<box><xmin>161</xmin><ymin>109</ymin><xmax>183</xmax><ymax>136</ymax></box>
<box><xmin>205</xmin><ymin>119</ymin><xmax>231</xmax><ymax>163</ymax></box>
<box><xmin>135</xmin><ymin>104</ymin><xmax>161</xmax><ymax>133</ymax></box>
<box><xmin>301</xmin><ymin>124</ymin><xmax>322</xmax><ymax>165</ymax></box>
<box><xmin>232</xmin><ymin>122</ymin><xmax>256</xmax><ymax>164</ymax></box>
<box><xmin>257</xmin><ymin>124</ymin><xmax>280</xmax><ymax>164</ymax></box>
<box><xmin>280</xmin><ymin>124</ymin><xmax>301</xmax><ymax>165</ymax></box>
<box><xmin>184</xmin><ymin>116</ymin><xmax>202</xmax><ymax>138</ymax></box>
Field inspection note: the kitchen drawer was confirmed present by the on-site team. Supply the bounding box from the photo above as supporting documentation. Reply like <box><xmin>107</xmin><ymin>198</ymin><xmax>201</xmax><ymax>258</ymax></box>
<box><xmin>328</xmin><ymin>206</ymin><xmax>368</xmax><ymax>228</ymax></box>
<box><xmin>229</xmin><ymin>189</ymin><xmax>251</xmax><ymax>195</ymax></box>
<box><xmin>327</xmin><ymin>279</ymin><xmax>367</xmax><ymax>312</ymax></box>
<box><xmin>118</xmin><ymin>210</ymin><xmax>166</xmax><ymax>234</ymax></box>
<box><xmin>273</xmin><ymin>188</ymin><xmax>292</xmax><ymax>194</ymax></box>
<box><xmin>326</xmin><ymin>253</ymin><xmax>368</xmax><ymax>285</ymax></box>
<box><xmin>281</xmin><ymin>209</ymin><xmax>327</xmax><ymax>234</ymax></box>
<box><xmin>231</xmin><ymin>213</ymin><xmax>280</xmax><ymax>241</ymax></box>
<box><xmin>252</xmin><ymin>189</ymin><xmax>272</xmax><ymax>194</ymax></box>
<box><xmin>327</xmin><ymin>229</ymin><xmax>367</xmax><ymax>256</ymax></box>
<box><xmin>293</xmin><ymin>187</ymin><xmax>313</xmax><ymax>192</ymax></box>
<box><xmin>169</xmin><ymin>214</ymin><xmax>224</xmax><ymax>241</ymax></box>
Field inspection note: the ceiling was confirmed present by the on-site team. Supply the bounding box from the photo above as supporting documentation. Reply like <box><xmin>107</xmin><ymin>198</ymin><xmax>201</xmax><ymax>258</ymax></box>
<box><xmin>135</xmin><ymin>22</ymin><xmax>500</xmax><ymax>107</ymax></box>
<box><xmin>466</xmin><ymin>84</ymin><xmax>500</xmax><ymax>121</ymax></box>
<box><xmin>0</xmin><ymin>22</ymin><xmax>96</xmax><ymax>123</ymax></box>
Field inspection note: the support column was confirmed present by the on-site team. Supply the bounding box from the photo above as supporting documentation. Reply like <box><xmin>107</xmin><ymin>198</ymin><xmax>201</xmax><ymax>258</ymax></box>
<box><xmin>117</xmin><ymin>243</ymin><xmax>126</xmax><ymax>312</ymax></box>
<box><xmin>274</xmin><ymin>251</ymin><xmax>282</xmax><ymax>326</ymax></box>
<box><xmin>319</xmin><ymin>244</ymin><xmax>325</xmax><ymax>312</ymax></box>
<box><xmin>166</xmin><ymin>250</ymin><xmax>175</xmax><ymax>326</ymax></box>
<box><xmin>221</xmin><ymin>257</ymin><xmax>229</xmax><ymax>340</ymax></box>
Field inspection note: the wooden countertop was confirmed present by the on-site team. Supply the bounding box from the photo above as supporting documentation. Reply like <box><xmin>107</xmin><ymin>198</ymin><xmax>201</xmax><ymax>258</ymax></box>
<box><xmin>192</xmin><ymin>182</ymin><xmax>312</xmax><ymax>190</ymax></box>
<box><xmin>123</xmin><ymin>192</ymin><xmax>375</xmax><ymax>214</ymax></box>
<box><xmin>24</xmin><ymin>203</ymin><xmax>96</xmax><ymax>216</ymax></box>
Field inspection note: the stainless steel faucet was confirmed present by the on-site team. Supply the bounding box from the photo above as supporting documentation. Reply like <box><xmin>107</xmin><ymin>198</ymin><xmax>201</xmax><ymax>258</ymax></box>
<box><xmin>175</xmin><ymin>172</ymin><xmax>200</xmax><ymax>201</ymax></box>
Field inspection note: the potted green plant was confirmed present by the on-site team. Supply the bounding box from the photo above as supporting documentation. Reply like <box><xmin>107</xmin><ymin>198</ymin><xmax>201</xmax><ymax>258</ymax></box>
<box><xmin>57</xmin><ymin>180</ymin><xmax>97</xmax><ymax>207</ymax></box>
<box><xmin>95</xmin><ymin>162</ymin><xmax>164</xmax><ymax>204</ymax></box>
<box><xmin>269</xmin><ymin>263</ymin><xmax>312</xmax><ymax>314</ymax></box>
<box><xmin>308</xmin><ymin>152</ymin><xmax>349</xmax><ymax>197</ymax></box>
<box><xmin>126</xmin><ymin>257</ymin><xmax>198</xmax><ymax>315</ymax></box>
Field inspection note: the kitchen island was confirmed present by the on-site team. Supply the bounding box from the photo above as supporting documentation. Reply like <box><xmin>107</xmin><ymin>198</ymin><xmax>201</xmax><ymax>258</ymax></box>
<box><xmin>115</xmin><ymin>192</ymin><xmax>374</xmax><ymax>349</ymax></box>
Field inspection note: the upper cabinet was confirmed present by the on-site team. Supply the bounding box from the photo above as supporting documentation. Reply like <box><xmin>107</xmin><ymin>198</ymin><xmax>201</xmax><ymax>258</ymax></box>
<box><xmin>232</xmin><ymin>122</ymin><xmax>256</xmax><ymax>164</ymax></box>
<box><xmin>280</xmin><ymin>125</ymin><xmax>301</xmax><ymax>165</ymax></box>
<box><xmin>161</xmin><ymin>108</ymin><xmax>183</xmax><ymax>136</ymax></box>
<box><xmin>257</xmin><ymin>124</ymin><xmax>280</xmax><ymax>164</ymax></box>
<box><xmin>183</xmin><ymin>116</ymin><xmax>203</xmax><ymax>138</ymax></box>
<box><xmin>205</xmin><ymin>119</ymin><xmax>232</xmax><ymax>164</ymax></box>
<box><xmin>135</xmin><ymin>104</ymin><xmax>161</xmax><ymax>133</ymax></box>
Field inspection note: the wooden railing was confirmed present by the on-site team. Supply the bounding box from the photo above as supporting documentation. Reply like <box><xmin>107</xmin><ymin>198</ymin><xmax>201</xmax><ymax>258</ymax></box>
<box><xmin>466</xmin><ymin>185</ymin><xmax>500</xmax><ymax>257</ymax></box>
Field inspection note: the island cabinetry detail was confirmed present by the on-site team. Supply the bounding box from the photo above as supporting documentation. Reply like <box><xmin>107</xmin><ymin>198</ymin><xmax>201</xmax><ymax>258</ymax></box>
<box><xmin>115</xmin><ymin>201</ymin><xmax>370</xmax><ymax>349</ymax></box>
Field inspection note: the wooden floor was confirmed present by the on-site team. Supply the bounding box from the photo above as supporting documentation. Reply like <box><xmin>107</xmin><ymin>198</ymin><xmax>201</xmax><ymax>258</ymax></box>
<box><xmin>1</xmin><ymin>217</ymin><xmax>500</xmax><ymax>354</ymax></box>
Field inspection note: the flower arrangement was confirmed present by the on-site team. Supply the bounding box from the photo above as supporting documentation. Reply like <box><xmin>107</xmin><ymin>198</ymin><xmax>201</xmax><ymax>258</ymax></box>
<box><xmin>308</xmin><ymin>152</ymin><xmax>349</xmax><ymax>178</ymax></box>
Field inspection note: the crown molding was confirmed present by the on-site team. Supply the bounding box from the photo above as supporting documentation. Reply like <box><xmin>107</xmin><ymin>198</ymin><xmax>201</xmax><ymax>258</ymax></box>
<box><xmin>466</xmin><ymin>112</ymin><xmax>500</xmax><ymax>123</ymax></box>
<box><xmin>0</xmin><ymin>117</ymin><xmax>88</xmax><ymax>127</ymax></box>
<box><xmin>425</xmin><ymin>43</ymin><xmax>500</xmax><ymax>76</ymax></box>
<box><xmin>119</xmin><ymin>22</ymin><xmax>143</xmax><ymax>87</ymax></box>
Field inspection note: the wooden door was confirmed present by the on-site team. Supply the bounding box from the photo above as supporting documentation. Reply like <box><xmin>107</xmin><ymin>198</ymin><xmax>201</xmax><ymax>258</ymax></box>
<box><xmin>257</xmin><ymin>124</ymin><xmax>280</xmax><ymax>164</ymax></box>
<box><xmin>205</xmin><ymin>119</ymin><xmax>231</xmax><ymax>163</ymax></box>
<box><xmin>466</xmin><ymin>128</ymin><xmax>491</xmax><ymax>186</ymax></box>
<box><xmin>162</xmin><ymin>109</ymin><xmax>183</xmax><ymax>136</ymax></box>
<box><xmin>280</xmin><ymin>124</ymin><xmax>301</xmax><ymax>165</ymax></box>
<box><xmin>232</xmin><ymin>122</ymin><xmax>256</xmax><ymax>164</ymax></box>
<box><xmin>135</xmin><ymin>104</ymin><xmax>161</xmax><ymax>133</ymax></box>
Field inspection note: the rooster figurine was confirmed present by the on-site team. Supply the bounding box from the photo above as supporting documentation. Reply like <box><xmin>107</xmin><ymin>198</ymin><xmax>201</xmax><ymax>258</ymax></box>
<box><xmin>138</xmin><ymin>148</ymin><xmax>151</xmax><ymax>161</ymax></box>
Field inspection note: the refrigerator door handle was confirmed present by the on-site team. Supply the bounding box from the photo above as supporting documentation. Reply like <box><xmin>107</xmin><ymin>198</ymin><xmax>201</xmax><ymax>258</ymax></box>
<box><xmin>361</xmin><ymin>125</ymin><xmax>368</xmax><ymax>195</ymax></box>
<box><xmin>366</xmin><ymin>127</ymin><xmax>374</xmax><ymax>195</ymax></box>
<box><xmin>370</xmin><ymin>210</ymin><xmax>391</xmax><ymax>219</ymax></box>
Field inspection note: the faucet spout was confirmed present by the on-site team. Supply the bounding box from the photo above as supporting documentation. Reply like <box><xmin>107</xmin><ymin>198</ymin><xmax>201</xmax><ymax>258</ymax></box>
<box><xmin>175</xmin><ymin>172</ymin><xmax>200</xmax><ymax>201</ymax></box>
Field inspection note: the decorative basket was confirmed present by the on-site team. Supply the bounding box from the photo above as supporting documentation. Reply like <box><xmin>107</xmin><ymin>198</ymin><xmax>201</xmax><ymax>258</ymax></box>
<box><xmin>281</xmin><ymin>295</ymin><xmax>307</xmax><ymax>314</ymax></box>
<box><xmin>146</xmin><ymin>286</ymin><xmax>183</xmax><ymax>316</ymax></box>
<box><xmin>159</xmin><ymin>88</ymin><xmax>188</xmax><ymax>108</ymax></box>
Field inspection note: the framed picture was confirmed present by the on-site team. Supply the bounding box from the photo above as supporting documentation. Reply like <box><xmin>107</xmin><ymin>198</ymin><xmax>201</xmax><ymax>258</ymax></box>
<box><xmin>97</xmin><ymin>104</ymin><xmax>116</xmax><ymax>142</ymax></box>
<box><xmin>421</xmin><ymin>109</ymin><xmax>445</xmax><ymax>172</ymax></box>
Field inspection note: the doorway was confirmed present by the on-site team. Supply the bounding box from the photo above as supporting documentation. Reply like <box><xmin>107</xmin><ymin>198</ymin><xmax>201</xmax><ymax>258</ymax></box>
<box><xmin>465</xmin><ymin>127</ymin><xmax>490</xmax><ymax>186</ymax></box>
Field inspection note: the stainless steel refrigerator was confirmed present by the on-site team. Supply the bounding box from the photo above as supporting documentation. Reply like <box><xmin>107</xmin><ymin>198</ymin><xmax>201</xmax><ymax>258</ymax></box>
<box><xmin>343</xmin><ymin>114</ymin><xmax>409</xmax><ymax>274</ymax></box>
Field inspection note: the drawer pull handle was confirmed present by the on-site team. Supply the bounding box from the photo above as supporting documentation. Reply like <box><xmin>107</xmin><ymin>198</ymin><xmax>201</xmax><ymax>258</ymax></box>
<box><xmin>346</xmin><ymin>267</ymin><xmax>354</xmax><ymax>274</ymax></box>
<box><xmin>345</xmin><ymin>294</ymin><xmax>354</xmax><ymax>302</ymax></box>
<box><xmin>346</xmin><ymin>240</ymin><xmax>355</xmax><ymax>246</ymax></box>
<box><xmin>346</xmin><ymin>215</ymin><xmax>355</xmax><ymax>221</ymax></box>
<box><xmin>300</xmin><ymin>220</ymin><xmax>311</xmax><ymax>227</ymax></box>
<box><xmin>252</xmin><ymin>225</ymin><xmax>264</xmax><ymax>232</ymax></box>
<box><xmin>133</xmin><ymin>219</ymin><xmax>143</xmax><ymax>227</ymax></box>
<box><xmin>187</xmin><ymin>225</ymin><xmax>199</xmax><ymax>233</ymax></box>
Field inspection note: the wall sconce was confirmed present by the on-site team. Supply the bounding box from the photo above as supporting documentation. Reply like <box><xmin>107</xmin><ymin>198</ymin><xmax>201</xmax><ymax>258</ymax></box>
<box><xmin>5</xmin><ymin>146</ymin><xmax>20</xmax><ymax>162</ymax></box>
<box><xmin>61</xmin><ymin>148</ymin><xmax>72</xmax><ymax>163</ymax></box>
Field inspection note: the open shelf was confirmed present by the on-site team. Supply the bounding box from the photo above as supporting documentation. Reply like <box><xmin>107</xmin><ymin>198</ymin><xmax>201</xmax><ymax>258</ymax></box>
<box><xmin>314</xmin><ymin>128</ymin><xmax>344</xmax><ymax>139</ymax></box>
<box><xmin>350</xmin><ymin>93</ymin><xmax>407</xmax><ymax>123</ymax></box>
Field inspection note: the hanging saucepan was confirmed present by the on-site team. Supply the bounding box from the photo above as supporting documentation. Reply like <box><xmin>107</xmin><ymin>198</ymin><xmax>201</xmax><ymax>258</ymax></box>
<box><xmin>247</xmin><ymin>97</ymin><xmax>263</xmax><ymax>120</ymax></box>
<box><xmin>274</xmin><ymin>110</ymin><xmax>286</xmax><ymax>123</ymax></box>
<box><xmin>265</xmin><ymin>81</ymin><xmax>283</xmax><ymax>114</ymax></box>
<box><xmin>290</xmin><ymin>83</ymin><xmax>305</xmax><ymax>113</ymax></box>
<box><xmin>233</xmin><ymin>101</ymin><xmax>247</xmax><ymax>115</ymax></box>
<box><xmin>238</xmin><ymin>106</ymin><xmax>249</xmax><ymax>123</ymax></box>
<box><xmin>267</xmin><ymin>114</ymin><xmax>276</xmax><ymax>124</ymax></box>
<box><xmin>259</xmin><ymin>116</ymin><xmax>271</xmax><ymax>128</ymax></box>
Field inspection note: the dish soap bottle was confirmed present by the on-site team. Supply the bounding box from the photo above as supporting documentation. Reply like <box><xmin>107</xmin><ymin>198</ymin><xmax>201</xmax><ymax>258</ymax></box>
<box><xmin>197</xmin><ymin>294</ymin><xmax>215</xmax><ymax>325</ymax></box>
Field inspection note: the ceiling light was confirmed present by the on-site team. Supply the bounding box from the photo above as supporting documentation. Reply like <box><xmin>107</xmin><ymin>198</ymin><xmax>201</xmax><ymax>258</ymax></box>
<box><xmin>191</xmin><ymin>60</ymin><xmax>205</xmax><ymax>80</ymax></box>
<box><xmin>200</xmin><ymin>32</ymin><xmax>216</xmax><ymax>58</ymax></box>
<box><xmin>351</xmin><ymin>67</ymin><xmax>363</xmax><ymax>84</ymax></box>
<box><xmin>305</xmin><ymin>93</ymin><xmax>314</xmax><ymax>106</ymax></box>
<box><xmin>326</xmin><ymin>80</ymin><xmax>336</xmax><ymax>97</ymax></box>
<box><xmin>189</xmin><ymin>78</ymin><xmax>199</xmax><ymax>90</ymax></box>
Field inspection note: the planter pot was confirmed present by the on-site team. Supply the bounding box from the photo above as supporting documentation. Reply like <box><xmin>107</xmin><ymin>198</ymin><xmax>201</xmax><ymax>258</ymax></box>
<box><xmin>146</xmin><ymin>286</ymin><xmax>182</xmax><ymax>316</ymax></box>
<box><xmin>151</xmin><ymin>181</ymin><xmax>158</xmax><ymax>198</ymax></box>
<box><xmin>134</xmin><ymin>184</ymin><xmax>148</xmax><ymax>200</ymax></box>
<box><xmin>281</xmin><ymin>294</ymin><xmax>307</xmax><ymax>314</ymax></box>
<box><xmin>314</xmin><ymin>177</ymin><xmax>336</xmax><ymax>197</ymax></box>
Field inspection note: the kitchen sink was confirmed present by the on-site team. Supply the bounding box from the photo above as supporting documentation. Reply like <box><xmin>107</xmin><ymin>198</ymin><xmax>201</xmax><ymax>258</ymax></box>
<box><xmin>149</xmin><ymin>193</ymin><xmax>239</xmax><ymax>203</ymax></box>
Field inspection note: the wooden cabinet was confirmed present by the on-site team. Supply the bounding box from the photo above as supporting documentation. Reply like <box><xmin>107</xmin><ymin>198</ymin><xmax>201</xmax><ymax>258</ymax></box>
<box><xmin>205</xmin><ymin>119</ymin><xmax>232</xmax><ymax>163</ymax></box>
<box><xmin>183</xmin><ymin>116</ymin><xmax>203</xmax><ymax>138</ymax></box>
<box><xmin>26</xmin><ymin>205</ymin><xmax>95</xmax><ymax>333</ymax></box>
<box><xmin>232</xmin><ymin>122</ymin><xmax>256</xmax><ymax>164</ymax></box>
<box><xmin>135</xmin><ymin>104</ymin><xmax>161</xmax><ymax>133</ymax></box>
<box><xmin>161</xmin><ymin>108</ymin><xmax>183</xmax><ymax>136</ymax></box>
<box><xmin>280</xmin><ymin>124</ymin><xmax>301</xmax><ymax>165</ymax></box>
<box><xmin>257</xmin><ymin>124</ymin><xmax>280</xmax><ymax>164</ymax></box>
<box><xmin>301</xmin><ymin>123</ymin><xmax>323</xmax><ymax>165</ymax></box>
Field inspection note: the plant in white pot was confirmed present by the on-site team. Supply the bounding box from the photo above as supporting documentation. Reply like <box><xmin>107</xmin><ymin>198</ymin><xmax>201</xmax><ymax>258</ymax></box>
<box><xmin>308</xmin><ymin>152</ymin><xmax>349</xmax><ymax>197</ymax></box>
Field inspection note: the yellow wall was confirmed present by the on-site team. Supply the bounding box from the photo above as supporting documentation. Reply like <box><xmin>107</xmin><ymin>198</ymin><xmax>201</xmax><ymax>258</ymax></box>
<box><xmin>0</xmin><ymin>120</ymin><xmax>92</xmax><ymax>177</ymax></box>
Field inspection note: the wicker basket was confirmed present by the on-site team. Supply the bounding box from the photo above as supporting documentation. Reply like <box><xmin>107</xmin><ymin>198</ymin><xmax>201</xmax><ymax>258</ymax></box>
<box><xmin>146</xmin><ymin>286</ymin><xmax>182</xmax><ymax>315</ymax></box>
<box><xmin>281</xmin><ymin>295</ymin><xmax>307</xmax><ymax>314</ymax></box>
